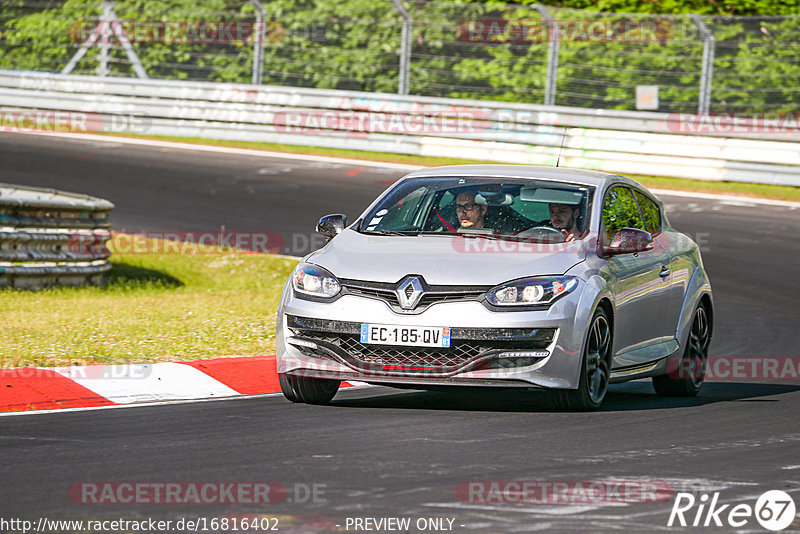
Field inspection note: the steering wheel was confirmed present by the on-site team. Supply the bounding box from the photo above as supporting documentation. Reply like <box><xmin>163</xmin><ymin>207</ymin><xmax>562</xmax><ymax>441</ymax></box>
<box><xmin>516</xmin><ymin>226</ymin><xmax>566</xmax><ymax>241</ymax></box>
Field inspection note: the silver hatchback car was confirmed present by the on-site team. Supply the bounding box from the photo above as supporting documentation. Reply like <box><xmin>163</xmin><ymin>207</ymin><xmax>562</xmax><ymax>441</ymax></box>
<box><xmin>276</xmin><ymin>165</ymin><xmax>713</xmax><ymax>410</ymax></box>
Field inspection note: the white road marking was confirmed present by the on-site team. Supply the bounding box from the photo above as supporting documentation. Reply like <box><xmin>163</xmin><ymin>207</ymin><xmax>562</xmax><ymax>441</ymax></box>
<box><xmin>719</xmin><ymin>200</ymin><xmax>756</xmax><ymax>207</ymax></box>
<box><xmin>650</xmin><ymin>188</ymin><xmax>800</xmax><ymax>208</ymax></box>
<box><xmin>0</xmin><ymin>392</ymin><xmax>285</xmax><ymax>418</ymax></box>
<box><xmin>574</xmin><ymin>433</ymin><xmax>800</xmax><ymax>464</ymax></box>
<box><xmin>48</xmin><ymin>362</ymin><xmax>239</xmax><ymax>404</ymax></box>
<box><xmin>16</xmin><ymin>131</ymin><xmax>422</xmax><ymax>170</ymax></box>
<box><xmin>615</xmin><ymin>476</ymin><xmax>756</xmax><ymax>493</ymax></box>
<box><xmin>0</xmin><ymin>382</ymin><xmax>374</xmax><ymax>417</ymax></box>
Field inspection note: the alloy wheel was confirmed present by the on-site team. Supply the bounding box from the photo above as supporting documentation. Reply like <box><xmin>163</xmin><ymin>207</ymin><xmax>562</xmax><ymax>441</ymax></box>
<box><xmin>686</xmin><ymin>306</ymin><xmax>710</xmax><ymax>387</ymax></box>
<box><xmin>586</xmin><ymin>313</ymin><xmax>611</xmax><ymax>404</ymax></box>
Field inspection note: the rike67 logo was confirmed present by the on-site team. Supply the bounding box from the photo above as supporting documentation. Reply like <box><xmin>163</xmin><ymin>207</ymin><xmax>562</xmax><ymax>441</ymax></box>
<box><xmin>668</xmin><ymin>490</ymin><xmax>796</xmax><ymax>531</ymax></box>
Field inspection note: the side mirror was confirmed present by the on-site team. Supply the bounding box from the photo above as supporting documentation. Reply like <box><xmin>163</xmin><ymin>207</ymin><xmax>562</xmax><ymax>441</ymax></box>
<box><xmin>607</xmin><ymin>228</ymin><xmax>653</xmax><ymax>255</ymax></box>
<box><xmin>316</xmin><ymin>214</ymin><xmax>347</xmax><ymax>238</ymax></box>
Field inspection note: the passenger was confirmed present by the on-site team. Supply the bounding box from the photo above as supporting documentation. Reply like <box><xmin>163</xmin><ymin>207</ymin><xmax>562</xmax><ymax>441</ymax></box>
<box><xmin>548</xmin><ymin>202</ymin><xmax>584</xmax><ymax>241</ymax></box>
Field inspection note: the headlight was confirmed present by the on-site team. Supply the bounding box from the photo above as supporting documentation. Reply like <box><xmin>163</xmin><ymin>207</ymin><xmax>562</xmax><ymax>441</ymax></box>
<box><xmin>486</xmin><ymin>276</ymin><xmax>578</xmax><ymax>307</ymax></box>
<box><xmin>292</xmin><ymin>263</ymin><xmax>341</xmax><ymax>298</ymax></box>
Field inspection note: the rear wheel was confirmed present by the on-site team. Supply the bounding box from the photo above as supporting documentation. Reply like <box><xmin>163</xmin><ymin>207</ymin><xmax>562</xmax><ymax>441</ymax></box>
<box><xmin>653</xmin><ymin>302</ymin><xmax>710</xmax><ymax>397</ymax></box>
<box><xmin>553</xmin><ymin>307</ymin><xmax>611</xmax><ymax>411</ymax></box>
<box><xmin>279</xmin><ymin>373</ymin><xmax>340</xmax><ymax>405</ymax></box>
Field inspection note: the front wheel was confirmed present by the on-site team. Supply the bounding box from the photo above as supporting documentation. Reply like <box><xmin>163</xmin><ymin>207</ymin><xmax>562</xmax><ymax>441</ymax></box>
<box><xmin>279</xmin><ymin>372</ymin><xmax>340</xmax><ymax>405</ymax></box>
<box><xmin>653</xmin><ymin>302</ymin><xmax>711</xmax><ymax>397</ymax></box>
<box><xmin>552</xmin><ymin>307</ymin><xmax>612</xmax><ymax>411</ymax></box>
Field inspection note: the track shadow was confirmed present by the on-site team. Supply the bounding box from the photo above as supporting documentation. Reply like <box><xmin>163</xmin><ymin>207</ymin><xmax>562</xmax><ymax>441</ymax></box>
<box><xmin>330</xmin><ymin>381</ymin><xmax>800</xmax><ymax>413</ymax></box>
<box><xmin>599</xmin><ymin>381</ymin><xmax>800</xmax><ymax>411</ymax></box>
<box><xmin>332</xmin><ymin>386</ymin><xmax>556</xmax><ymax>413</ymax></box>
<box><xmin>105</xmin><ymin>262</ymin><xmax>183</xmax><ymax>288</ymax></box>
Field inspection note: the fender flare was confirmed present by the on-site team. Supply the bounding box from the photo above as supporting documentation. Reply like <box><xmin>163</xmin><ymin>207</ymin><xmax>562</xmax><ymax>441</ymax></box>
<box><xmin>674</xmin><ymin>266</ymin><xmax>713</xmax><ymax>353</ymax></box>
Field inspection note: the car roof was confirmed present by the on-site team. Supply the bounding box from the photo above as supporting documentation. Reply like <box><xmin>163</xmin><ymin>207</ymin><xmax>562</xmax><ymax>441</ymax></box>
<box><xmin>401</xmin><ymin>164</ymin><xmax>636</xmax><ymax>188</ymax></box>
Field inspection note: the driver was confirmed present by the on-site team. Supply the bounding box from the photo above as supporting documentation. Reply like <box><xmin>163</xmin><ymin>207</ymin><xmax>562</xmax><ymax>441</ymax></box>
<box><xmin>549</xmin><ymin>203</ymin><xmax>584</xmax><ymax>241</ymax></box>
<box><xmin>455</xmin><ymin>191</ymin><xmax>488</xmax><ymax>229</ymax></box>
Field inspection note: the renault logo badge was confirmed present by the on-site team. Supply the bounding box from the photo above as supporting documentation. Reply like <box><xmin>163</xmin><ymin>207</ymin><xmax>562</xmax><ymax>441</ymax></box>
<box><xmin>396</xmin><ymin>276</ymin><xmax>424</xmax><ymax>310</ymax></box>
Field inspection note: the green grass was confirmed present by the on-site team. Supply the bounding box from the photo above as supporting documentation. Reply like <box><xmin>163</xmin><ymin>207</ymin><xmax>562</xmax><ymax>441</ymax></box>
<box><xmin>0</xmin><ymin>235</ymin><xmax>297</xmax><ymax>368</ymax></box>
<box><xmin>101</xmin><ymin>132</ymin><xmax>800</xmax><ymax>203</ymax></box>
<box><xmin>625</xmin><ymin>174</ymin><xmax>800</xmax><ymax>202</ymax></box>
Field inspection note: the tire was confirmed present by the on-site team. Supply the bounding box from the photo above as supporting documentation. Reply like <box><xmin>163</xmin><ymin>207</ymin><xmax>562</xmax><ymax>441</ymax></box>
<box><xmin>653</xmin><ymin>302</ymin><xmax>711</xmax><ymax>397</ymax></box>
<box><xmin>552</xmin><ymin>307</ymin><xmax>612</xmax><ymax>411</ymax></box>
<box><xmin>279</xmin><ymin>372</ymin><xmax>340</xmax><ymax>405</ymax></box>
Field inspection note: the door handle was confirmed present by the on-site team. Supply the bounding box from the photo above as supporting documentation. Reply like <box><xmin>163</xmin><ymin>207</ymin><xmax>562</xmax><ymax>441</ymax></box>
<box><xmin>659</xmin><ymin>266</ymin><xmax>671</xmax><ymax>278</ymax></box>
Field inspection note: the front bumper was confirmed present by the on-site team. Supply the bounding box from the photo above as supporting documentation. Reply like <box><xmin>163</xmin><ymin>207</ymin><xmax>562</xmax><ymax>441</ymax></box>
<box><xmin>277</xmin><ymin>287</ymin><xmax>589</xmax><ymax>390</ymax></box>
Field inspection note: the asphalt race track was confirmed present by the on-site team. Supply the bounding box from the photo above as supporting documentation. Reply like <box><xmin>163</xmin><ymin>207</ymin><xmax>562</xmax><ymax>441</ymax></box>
<box><xmin>2</xmin><ymin>133</ymin><xmax>800</xmax><ymax>533</ymax></box>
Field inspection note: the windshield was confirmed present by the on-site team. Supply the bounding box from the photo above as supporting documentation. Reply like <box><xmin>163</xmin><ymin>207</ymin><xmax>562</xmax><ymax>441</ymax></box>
<box><xmin>360</xmin><ymin>177</ymin><xmax>594</xmax><ymax>242</ymax></box>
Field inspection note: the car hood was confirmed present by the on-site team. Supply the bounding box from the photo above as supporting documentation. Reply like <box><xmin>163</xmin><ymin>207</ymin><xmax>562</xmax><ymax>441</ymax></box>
<box><xmin>306</xmin><ymin>229</ymin><xmax>587</xmax><ymax>286</ymax></box>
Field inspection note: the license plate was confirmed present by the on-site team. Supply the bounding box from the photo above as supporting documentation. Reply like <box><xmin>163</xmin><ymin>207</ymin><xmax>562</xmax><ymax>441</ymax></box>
<box><xmin>360</xmin><ymin>323</ymin><xmax>451</xmax><ymax>348</ymax></box>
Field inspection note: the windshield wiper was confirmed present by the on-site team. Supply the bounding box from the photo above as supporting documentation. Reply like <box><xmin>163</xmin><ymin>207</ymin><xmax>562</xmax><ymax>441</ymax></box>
<box><xmin>361</xmin><ymin>229</ymin><xmax>415</xmax><ymax>236</ymax></box>
<box><xmin>362</xmin><ymin>230</ymin><xmax>514</xmax><ymax>241</ymax></box>
<box><xmin>416</xmin><ymin>231</ymin><xmax>505</xmax><ymax>241</ymax></box>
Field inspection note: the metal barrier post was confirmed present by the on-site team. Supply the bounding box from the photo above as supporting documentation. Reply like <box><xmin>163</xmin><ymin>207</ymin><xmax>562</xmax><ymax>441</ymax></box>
<box><xmin>690</xmin><ymin>14</ymin><xmax>715</xmax><ymax>115</ymax></box>
<box><xmin>108</xmin><ymin>3</ymin><xmax>148</xmax><ymax>79</ymax></box>
<box><xmin>97</xmin><ymin>2</ymin><xmax>113</xmax><ymax>77</ymax></box>
<box><xmin>62</xmin><ymin>14</ymin><xmax>103</xmax><ymax>75</ymax></box>
<box><xmin>534</xmin><ymin>4</ymin><xmax>559</xmax><ymax>107</ymax></box>
<box><xmin>62</xmin><ymin>1</ymin><xmax>148</xmax><ymax>78</ymax></box>
<box><xmin>250</xmin><ymin>0</ymin><xmax>266</xmax><ymax>85</ymax></box>
<box><xmin>390</xmin><ymin>0</ymin><xmax>412</xmax><ymax>95</ymax></box>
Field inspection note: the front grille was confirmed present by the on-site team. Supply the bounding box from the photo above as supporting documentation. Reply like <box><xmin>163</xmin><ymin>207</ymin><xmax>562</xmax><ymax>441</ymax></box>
<box><xmin>287</xmin><ymin>315</ymin><xmax>555</xmax><ymax>376</ymax></box>
<box><xmin>298</xmin><ymin>331</ymin><xmax>481</xmax><ymax>372</ymax></box>
<box><xmin>339</xmin><ymin>278</ymin><xmax>489</xmax><ymax>313</ymax></box>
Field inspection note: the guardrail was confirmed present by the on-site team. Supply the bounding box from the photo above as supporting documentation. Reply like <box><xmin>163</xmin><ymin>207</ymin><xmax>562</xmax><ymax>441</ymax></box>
<box><xmin>1</xmin><ymin>70</ymin><xmax>799</xmax><ymax>186</ymax></box>
<box><xmin>0</xmin><ymin>183</ymin><xmax>113</xmax><ymax>289</ymax></box>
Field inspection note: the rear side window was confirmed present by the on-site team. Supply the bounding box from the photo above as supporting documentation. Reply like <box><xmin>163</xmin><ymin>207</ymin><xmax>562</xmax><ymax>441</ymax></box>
<box><xmin>632</xmin><ymin>190</ymin><xmax>662</xmax><ymax>235</ymax></box>
<box><xmin>601</xmin><ymin>186</ymin><xmax>645</xmax><ymax>240</ymax></box>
